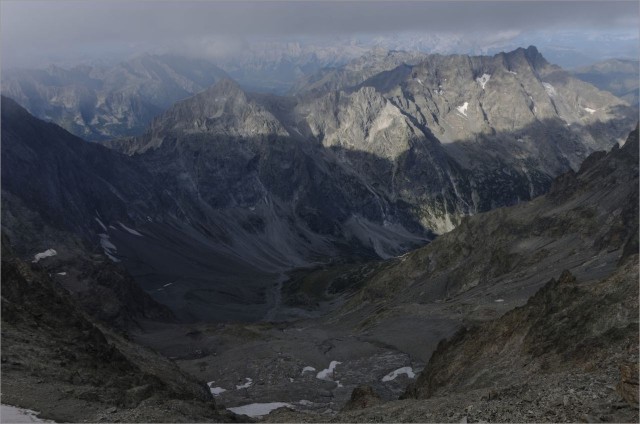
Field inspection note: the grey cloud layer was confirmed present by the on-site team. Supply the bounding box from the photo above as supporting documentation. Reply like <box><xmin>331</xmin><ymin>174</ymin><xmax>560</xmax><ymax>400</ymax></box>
<box><xmin>2</xmin><ymin>1</ymin><xmax>638</xmax><ymax>68</ymax></box>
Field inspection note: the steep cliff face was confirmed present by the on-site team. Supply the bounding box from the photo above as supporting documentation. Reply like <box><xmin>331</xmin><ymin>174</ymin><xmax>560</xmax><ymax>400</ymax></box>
<box><xmin>295</xmin><ymin>47</ymin><xmax>634</xmax><ymax>230</ymax></box>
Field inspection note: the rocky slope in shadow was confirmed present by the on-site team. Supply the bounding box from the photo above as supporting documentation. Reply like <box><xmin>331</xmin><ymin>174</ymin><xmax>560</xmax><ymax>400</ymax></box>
<box><xmin>0</xmin><ymin>235</ymin><xmax>240</xmax><ymax>423</ymax></box>
<box><xmin>1</xmin><ymin>96</ymin><xmax>181</xmax><ymax>329</ymax></box>
<box><xmin>260</xmin><ymin>127</ymin><xmax>638</xmax><ymax>422</ymax></box>
<box><xmin>1</xmin><ymin>95</ymin><xmax>285</xmax><ymax>322</ymax></box>
<box><xmin>334</xmin><ymin>257</ymin><xmax>638</xmax><ymax>423</ymax></box>
<box><xmin>327</xmin><ymin>126</ymin><xmax>638</xmax><ymax>334</ymax></box>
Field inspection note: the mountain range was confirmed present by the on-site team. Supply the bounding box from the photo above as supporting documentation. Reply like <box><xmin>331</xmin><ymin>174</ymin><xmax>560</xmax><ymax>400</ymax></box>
<box><xmin>2</xmin><ymin>46</ymin><xmax>636</xmax><ymax>324</ymax></box>
<box><xmin>571</xmin><ymin>58</ymin><xmax>640</xmax><ymax>107</ymax></box>
<box><xmin>2</xmin><ymin>54</ymin><xmax>229</xmax><ymax>140</ymax></box>
<box><xmin>1</xmin><ymin>45</ymin><xmax>638</xmax><ymax>422</ymax></box>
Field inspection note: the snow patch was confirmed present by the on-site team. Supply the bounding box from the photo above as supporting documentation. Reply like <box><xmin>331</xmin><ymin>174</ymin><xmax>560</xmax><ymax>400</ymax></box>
<box><xmin>98</xmin><ymin>234</ymin><xmax>119</xmax><ymax>262</ymax></box>
<box><xmin>163</xmin><ymin>282</ymin><xmax>173</xmax><ymax>288</ymax></box>
<box><xmin>583</xmin><ymin>107</ymin><xmax>596</xmax><ymax>114</ymax></box>
<box><xmin>210</xmin><ymin>387</ymin><xmax>227</xmax><ymax>395</ymax></box>
<box><xmin>297</xmin><ymin>400</ymin><xmax>315</xmax><ymax>407</ymax></box>
<box><xmin>476</xmin><ymin>73</ymin><xmax>491</xmax><ymax>89</ymax></box>
<box><xmin>456</xmin><ymin>102</ymin><xmax>469</xmax><ymax>117</ymax></box>
<box><xmin>495</xmin><ymin>299</ymin><xmax>505</xmax><ymax>303</ymax></box>
<box><xmin>236</xmin><ymin>377</ymin><xmax>253</xmax><ymax>389</ymax></box>
<box><xmin>207</xmin><ymin>381</ymin><xmax>227</xmax><ymax>396</ymax></box>
<box><xmin>118</xmin><ymin>222</ymin><xmax>143</xmax><ymax>236</ymax></box>
<box><xmin>56</xmin><ymin>272</ymin><xmax>67</xmax><ymax>276</ymax></box>
<box><xmin>507</xmin><ymin>70</ymin><xmax>517</xmax><ymax>75</ymax></box>
<box><xmin>301</xmin><ymin>366</ymin><xmax>316</xmax><ymax>374</ymax></box>
<box><xmin>0</xmin><ymin>404</ymin><xmax>53</xmax><ymax>422</ymax></box>
<box><xmin>32</xmin><ymin>249</ymin><xmax>57</xmax><ymax>263</ymax></box>
<box><xmin>382</xmin><ymin>366</ymin><xmax>416</xmax><ymax>382</ymax></box>
<box><xmin>316</xmin><ymin>361</ymin><xmax>341</xmax><ymax>381</ymax></box>
<box><xmin>416</xmin><ymin>78</ymin><xmax>423</xmax><ymax>85</ymax></box>
<box><xmin>542</xmin><ymin>82</ymin><xmax>556</xmax><ymax>97</ymax></box>
<box><xmin>228</xmin><ymin>402</ymin><xmax>292</xmax><ymax>418</ymax></box>
<box><xmin>99</xmin><ymin>234</ymin><xmax>116</xmax><ymax>251</ymax></box>
<box><xmin>104</xmin><ymin>252</ymin><xmax>120</xmax><ymax>262</ymax></box>
<box><xmin>210</xmin><ymin>387</ymin><xmax>226</xmax><ymax>395</ymax></box>
<box><xmin>94</xmin><ymin>217</ymin><xmax>107</xmax><ymax>232</ymax></box>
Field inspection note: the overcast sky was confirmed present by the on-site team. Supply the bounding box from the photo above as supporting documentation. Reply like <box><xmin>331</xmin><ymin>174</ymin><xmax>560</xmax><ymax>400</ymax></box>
<box><xmin>2</xmin><ymin>1</ymin><xmax>638</xmax><ymax>69</ymax></box>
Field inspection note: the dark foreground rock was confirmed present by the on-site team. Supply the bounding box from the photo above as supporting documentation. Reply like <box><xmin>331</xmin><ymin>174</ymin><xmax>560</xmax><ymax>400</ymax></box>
<box><xmin>0</xmin><ymin>236</ymin><xmax>239</xmax><ymax>423</ymax></box>
<box><xmin>342</xmin><ymin>385</ymin><xmax>383</xmax><ymax>412</ymax></box>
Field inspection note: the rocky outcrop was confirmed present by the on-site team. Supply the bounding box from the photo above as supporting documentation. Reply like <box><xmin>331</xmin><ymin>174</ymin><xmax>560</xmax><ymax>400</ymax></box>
<box><xmin>391</xmin><ymin>257</ymin><xmax>639</xmax><ymax>422</ymax></box>
<box><xmin>404</xmin><ymin>264</ymin><xmax>637</xmax><ymax>399</ymax></box>
<box><xmin>342</xmin><ymin>385</ymin><xmax>383</xmax><ymax>411</ymax></box>
<box><xmin>617</xmin><ymin>362</ymin><xmax>640</xmax><ymax>408</ymax></box>
<box><xmin>333</xmin><ymin>260</ymin><xmax>638</xmax><ymax>423</ymax></box>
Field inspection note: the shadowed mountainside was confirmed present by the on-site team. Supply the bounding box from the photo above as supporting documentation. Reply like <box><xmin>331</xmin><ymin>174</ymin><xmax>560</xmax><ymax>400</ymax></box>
<box><xmin>254</xmin><ymin>126</ymin><xmax>638</xmax><ymax>423</ymax></box>
<box><xmin>0</xmin><ymin>235</ymin><xmax>240</xmax><ymax>423</ymax></box>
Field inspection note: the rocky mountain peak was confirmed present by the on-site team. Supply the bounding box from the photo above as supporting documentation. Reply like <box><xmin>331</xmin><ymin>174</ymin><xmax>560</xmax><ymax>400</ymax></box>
<box><xmin>123</xmin><ymin>77</ymin><xmax>289</xmax><ymax>153</ymax></box>
<box><xmin>523</xmin><ymin>45</ymin><xmax>547</xmax><ymax>68</ymax></box>
<box><xmin>201</xmin><ymin>76</ymin><xmax>245</xmax><ymax>97</ymax></box>
<box><xmin>159</xmin><ymin>76</ymin><xmax>249</xmax><ymax>123</ymax></box>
